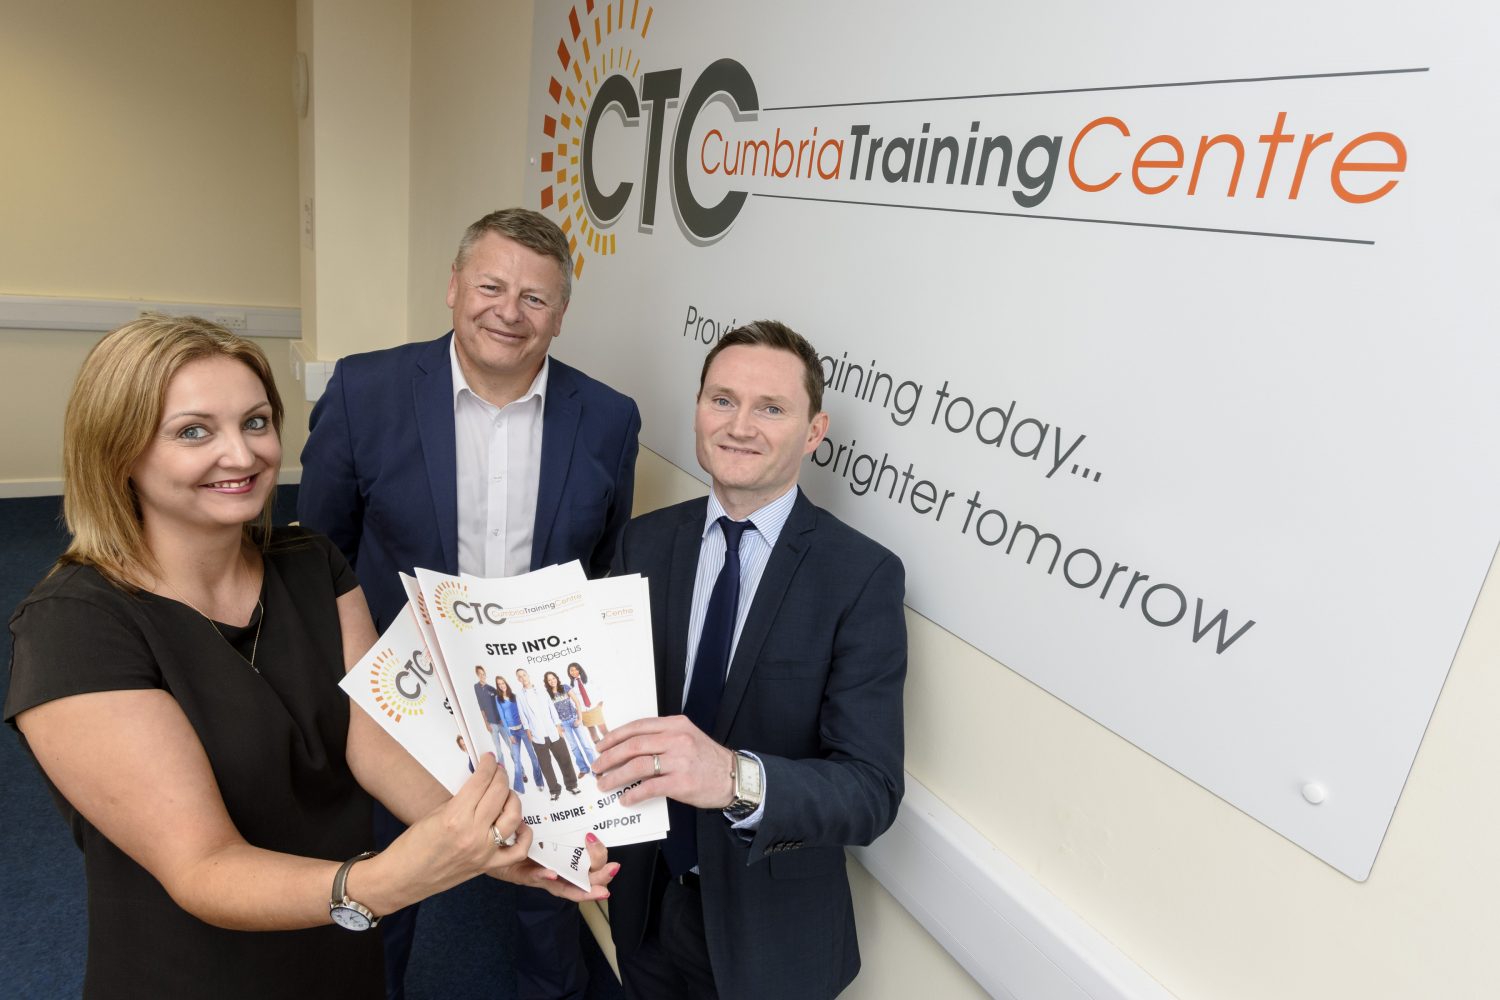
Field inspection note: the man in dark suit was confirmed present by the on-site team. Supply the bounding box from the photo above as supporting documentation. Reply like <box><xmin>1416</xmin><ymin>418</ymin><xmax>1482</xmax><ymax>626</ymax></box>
<box><xmin>594</xmin><ymin>321</ymin><xmax>907</xmax><ymax>1000</ymax></box>
<box><xmin>298</xmin><ymin>208</ymin><xmax>640</xmax><ymax>1000</ymax></box>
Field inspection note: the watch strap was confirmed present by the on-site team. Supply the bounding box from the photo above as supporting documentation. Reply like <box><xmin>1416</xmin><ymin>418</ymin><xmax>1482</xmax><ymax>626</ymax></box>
<box><xmin>330</xmin><ymin>851</ymin><xmax>380</xmax><ymax>929</ymax></box>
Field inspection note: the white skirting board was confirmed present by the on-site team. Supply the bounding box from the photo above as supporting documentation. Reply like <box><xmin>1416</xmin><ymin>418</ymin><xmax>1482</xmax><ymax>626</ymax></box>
<box><xmin>0</xmin><ymin>293</ymin><xmax>300</xmax><ymax>339</ymax></box>
<box><xmin>850</xmin><ymin>777</ymin><xmax>1176</xmax><ymax>1000</ymax></box>
<box><xmin>582</xmin><ymin>772</ymin><xmax>1175</xmax><ymax>1000</ymax></box>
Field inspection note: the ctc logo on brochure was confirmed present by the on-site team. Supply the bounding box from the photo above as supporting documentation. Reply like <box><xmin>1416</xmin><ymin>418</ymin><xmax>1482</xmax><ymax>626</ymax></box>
<box><xmin>370</xmin><ymin>647</ymin><xmax>437</xmax><ymax>722</ymax></box>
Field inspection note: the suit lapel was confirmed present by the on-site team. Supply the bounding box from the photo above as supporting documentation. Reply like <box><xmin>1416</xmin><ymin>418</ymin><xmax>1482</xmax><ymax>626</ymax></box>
<box><xmin>413</xmin><ymin>335</ymin><xmax>460</xmax><ymax>573</ymax></box>
<box><xmin>532</xmin><ymin>362</ymin><xmax>580</xmax><ymax>570</ymax></box>
<box><xmin>711</xmin><ymin>491</ymin><xmax>816</xmax><ymax>742</ymax></box>
<box><xmin>664</xmin><ymin>508</ymin><xmax>703</xmax><ymax>714</ymax></box>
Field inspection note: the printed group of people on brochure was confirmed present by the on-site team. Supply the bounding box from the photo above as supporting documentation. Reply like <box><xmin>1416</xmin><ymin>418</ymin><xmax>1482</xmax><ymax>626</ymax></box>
<box><xmin>473</xmin><ymin>663</ymin><xmax>607</xmax><ymax>799</ymax></box>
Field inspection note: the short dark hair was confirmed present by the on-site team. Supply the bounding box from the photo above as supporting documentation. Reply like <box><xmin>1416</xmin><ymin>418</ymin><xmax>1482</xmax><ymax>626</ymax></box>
<box><xmin>455</xmin><ymin>208</ymin><xmax>574</xmax><ymax>303</ymax></box>
<box><xmin>698</xmin><ymin>320</ymin><xmax>823</xmax><ymax>415</ymax></box>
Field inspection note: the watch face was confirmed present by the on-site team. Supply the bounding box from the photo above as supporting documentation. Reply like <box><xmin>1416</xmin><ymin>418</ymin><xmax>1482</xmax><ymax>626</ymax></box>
<box><xmin>736</xmin><ymin>755</ymin><xmax>763</xmax><ymax>798</ymax></box>
<box><xmin>331</xmin><ymin>904</ymin><xmax>372</xmax><ymax>931</ymax></box>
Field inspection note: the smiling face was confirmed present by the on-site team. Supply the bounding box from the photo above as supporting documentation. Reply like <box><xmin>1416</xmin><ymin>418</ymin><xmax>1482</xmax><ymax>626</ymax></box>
<box><xmin>695</xmin><ymin>344</ymin><xmax>829</xmax><ymax>519</ymax></box>
<box><xmin>129</xmin><ymin>356</ymin><xmax>280</xmax><ymax>539</ymax></box>
<box><xmin>446</xmin><ymin>231</ymin><xmax>567</xmax><ymax>405</ymax></box>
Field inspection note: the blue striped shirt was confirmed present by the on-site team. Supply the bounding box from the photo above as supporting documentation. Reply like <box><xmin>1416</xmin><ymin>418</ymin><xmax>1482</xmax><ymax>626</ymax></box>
<box><xmin>682</xmin><ymin>485</ymin><xmax>798</xmax><ymax>834</ymax></box>
<box><xmin>681</xmin><ymin>485</ymin><xmax>799</xmax><ymax>706</ymax></box>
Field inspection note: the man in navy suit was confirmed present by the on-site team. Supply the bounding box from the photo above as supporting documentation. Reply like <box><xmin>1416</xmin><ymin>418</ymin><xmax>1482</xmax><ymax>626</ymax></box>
<box><xmin>593</xmin><ymin>321</ymin><xmax>907</xmax><ymax>1000</ymax></box>
<box><xmin>298</xmin><ymin>208</ymin><xmax>639</xmax><ymax>1000</ymax></box>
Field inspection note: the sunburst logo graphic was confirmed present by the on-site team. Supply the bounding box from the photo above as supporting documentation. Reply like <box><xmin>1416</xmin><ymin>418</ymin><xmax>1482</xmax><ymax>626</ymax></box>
<box><xmin>538</xmin><ymin>0</ymin><xmax>656</xmax><ymax>280</ymax></box>
<box><xmin>431</xmin><ymin>580</ymin><xmax>473</xmax><ymax>633</ymax></box>
<box><xmin>369</xmin><ymin>648</ymin><xmax>430</xmax><ymax>722</ymax></box>
<box><xmin>414</xmin><ymin>590</ymin><xmax>433</xmax><ymax>626</ymax></box>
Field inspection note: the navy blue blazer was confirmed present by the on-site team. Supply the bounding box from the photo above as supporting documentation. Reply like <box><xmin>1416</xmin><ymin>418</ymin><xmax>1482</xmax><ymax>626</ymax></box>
<box><xmin>610</xmin><ymin>490</ymin><xmax>907</xmax><ymax>1000</ymax></box>
<box><xmin>297</xmin><ymin>333</ymin><xmax>641</xmax><ymax>629</ymax></box>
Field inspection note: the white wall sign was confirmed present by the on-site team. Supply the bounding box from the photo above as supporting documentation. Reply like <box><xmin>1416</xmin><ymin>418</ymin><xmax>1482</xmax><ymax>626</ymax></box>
<box><xmin>526</xmin><ymin>0</ymin><xmax>1500</xmax><ymax>880</ymax></box>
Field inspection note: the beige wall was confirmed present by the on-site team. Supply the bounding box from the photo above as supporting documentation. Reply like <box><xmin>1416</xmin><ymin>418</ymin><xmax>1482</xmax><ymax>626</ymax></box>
<box><xmin>0</xmin><ymin>0</ymin><xmax>304</xmax><ymax>487</ymax></box>
<box><xmin>407</xmin><ymin>0</ymin><xmax>536</xmax><ymax>339</ymax></box>
<box><xmin>0</xmin><ymin>0</ymin><xmax>298</xmax><ymax>304</ymax></box>
<box><xmin>298</xmin><ymin>0</ymin><xmax>412</xmax><ymax>361</ymax></box>
<box><xmin>0</xmin><ymin>330</ymin><xmax>302</xmax><ymax>491</ymax></box>
<box><xmin>294</xmin><ymin>0</ymin><xmax>533</xmax><ymax>365</ymax></box>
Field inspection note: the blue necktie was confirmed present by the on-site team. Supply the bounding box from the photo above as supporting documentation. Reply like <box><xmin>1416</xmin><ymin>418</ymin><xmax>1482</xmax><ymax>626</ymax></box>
<box><xmin>664</xmin><ymin>516</ymin><xmax>753</xmax><ymax>876</ymax></box>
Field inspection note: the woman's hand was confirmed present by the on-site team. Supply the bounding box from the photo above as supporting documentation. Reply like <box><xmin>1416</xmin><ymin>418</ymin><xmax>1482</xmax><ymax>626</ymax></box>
<box><xmin>489</xmin><ymin>831</ymin><xmax>618</xmax><ymax>903</ymax></box>
<box><xmin>347</xmin><ymin>753</ymin><xmax>526</xmax><ymax>915</ymax></box>
<box><xmin>385</xmin><ymin>753</ymin><xmax>619</xmax><ymax>904</ymax></box>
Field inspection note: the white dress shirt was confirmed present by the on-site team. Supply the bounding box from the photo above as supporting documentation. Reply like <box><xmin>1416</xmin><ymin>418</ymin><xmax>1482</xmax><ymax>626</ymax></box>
<box><xmin>515</xmin><ymin>682</ymin><xmax>561</xmax><ymax>739</ymax></box>
<box><xmin>451</xmin><ymin>343</ymin><xmax>547</xmax><ymax>578</ymax></box>
<box><xmin>682</xmin><ymin>484</ymin><xmax>800</xmax><ymax>831</ymax></box>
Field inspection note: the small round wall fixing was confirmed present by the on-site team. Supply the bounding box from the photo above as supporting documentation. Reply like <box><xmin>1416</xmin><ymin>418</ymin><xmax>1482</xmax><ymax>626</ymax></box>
<box><xmin>293</xmin><ymin>52</ymin><xmax>310</xmax><ymax>118</ymax></box>
<box><xmin>1301</xmin><ymin>782</ymin><xmax>1327</xmax><ymax>805</ymax></box>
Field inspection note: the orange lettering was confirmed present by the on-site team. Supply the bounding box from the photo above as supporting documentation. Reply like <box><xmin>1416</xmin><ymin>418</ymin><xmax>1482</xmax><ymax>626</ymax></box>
<box><xmin>1132</xmin><ymin>135</ymin><xmax>1184</xmax><ymax>195</ymax></box>
<box><xmin>1188</xmin><ymin>135</ymin><xmax>1245</xmax><ymax>197</ymax></box>
<box><xmin>1068</xmin><ymin>116</ymin><xmax>1128</xmax><ymax>193</ymax></box>
<box><xmin>1331</xmin><ymin>132</ymin><xmax>1406</xmax><ymax>203</ymax></box>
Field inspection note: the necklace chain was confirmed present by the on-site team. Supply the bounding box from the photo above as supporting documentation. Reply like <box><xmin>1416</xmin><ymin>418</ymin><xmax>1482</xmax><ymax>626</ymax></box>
<box><xmin>161</xmin><ymin>582</ymin><xmax>264</xmax><ymax>674</ymax></box>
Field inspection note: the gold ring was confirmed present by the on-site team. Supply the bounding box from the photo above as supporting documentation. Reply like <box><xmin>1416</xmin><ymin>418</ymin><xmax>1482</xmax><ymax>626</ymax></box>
<box><xmin>652</xmin><ymin>754</ymin><xmax>662</xmax><ymax>778</ymax></box>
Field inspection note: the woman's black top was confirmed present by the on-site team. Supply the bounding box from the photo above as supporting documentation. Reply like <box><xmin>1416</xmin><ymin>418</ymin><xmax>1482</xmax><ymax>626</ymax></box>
<box><xmin>4</xmin><ymin>528</ymin><xmax>382</xmax><ymax>999</ymax></box>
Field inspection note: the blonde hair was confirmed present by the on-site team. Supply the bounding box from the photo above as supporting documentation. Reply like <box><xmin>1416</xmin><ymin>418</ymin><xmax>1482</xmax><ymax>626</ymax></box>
<box><xmin>58</xmin><ymin>314</ymin><xmax>285</xmax><ymax>588</ymax></box>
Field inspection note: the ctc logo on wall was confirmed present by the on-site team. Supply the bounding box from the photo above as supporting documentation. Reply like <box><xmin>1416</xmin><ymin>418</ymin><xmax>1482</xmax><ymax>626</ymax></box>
<box><xmin>538</xmin><ymin>1</ymin><xmax>753</xmax><ymax>277</ymax></box>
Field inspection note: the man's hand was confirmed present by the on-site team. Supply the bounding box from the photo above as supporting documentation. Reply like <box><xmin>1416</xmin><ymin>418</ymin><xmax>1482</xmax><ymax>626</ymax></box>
<box><xmin>593</xmin><ymin>716</ymin><xmax>735</xmax><ymax>809</ymax></box>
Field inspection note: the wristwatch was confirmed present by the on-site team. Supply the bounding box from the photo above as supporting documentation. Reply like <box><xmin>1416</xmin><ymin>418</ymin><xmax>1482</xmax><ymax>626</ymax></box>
<box><xmin>724</xmin><ymin>750</ymin><xmax>764</xmax><ymax>821</ymax></box>
<box><xmin>329</xmin><ymin>851</ymin><xmax>381</xmax><ymax>931</ymax></box>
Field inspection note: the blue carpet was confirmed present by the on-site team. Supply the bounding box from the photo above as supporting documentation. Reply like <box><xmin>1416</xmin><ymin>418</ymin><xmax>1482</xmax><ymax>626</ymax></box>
<box><xmin>0</xmin><ymin>494</ymin><xmax>83</xmax><ymax>999</ymax></box>
<box><xmin>0</xmin><ymin>488</ymin><xmax>622</xmax><ymax>999</ymax></box>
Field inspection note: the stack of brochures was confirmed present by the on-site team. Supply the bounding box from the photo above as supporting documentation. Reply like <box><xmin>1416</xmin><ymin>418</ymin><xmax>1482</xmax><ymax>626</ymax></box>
<box><xmin>341</xmin><ymin>561</ymin><xmax>667</xmax><ymax>887</ymax></box>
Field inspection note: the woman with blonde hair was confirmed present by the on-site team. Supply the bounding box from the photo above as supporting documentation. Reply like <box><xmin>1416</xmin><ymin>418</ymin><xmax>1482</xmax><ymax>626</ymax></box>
<box><xmin>4</xmin><ymin>316</ymin><xmax>611</xmax><ymax>999</ymax></box>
